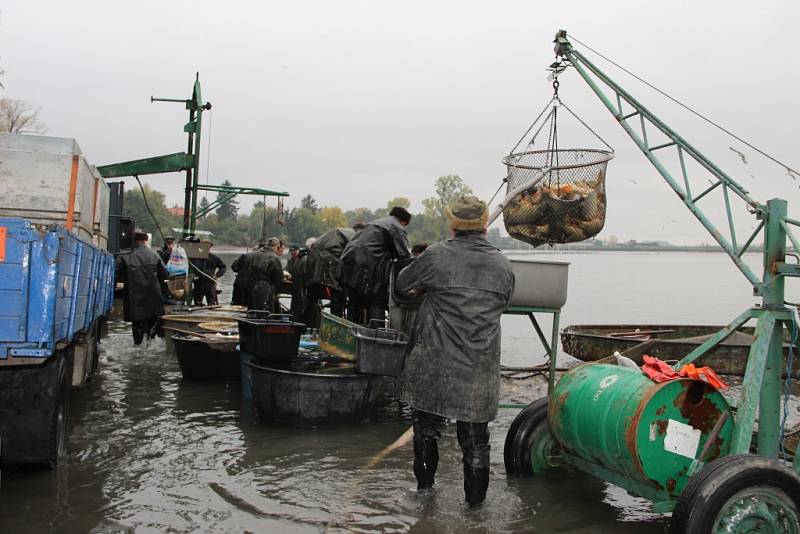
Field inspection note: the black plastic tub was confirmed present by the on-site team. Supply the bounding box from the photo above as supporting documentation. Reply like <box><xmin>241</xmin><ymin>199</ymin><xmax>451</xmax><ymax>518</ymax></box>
<box><xmin>352</xmin><ymin>325</ymin><xmax>408</xmax><ymax>377</ymax></box>
<box><xmin>246</xmin><ymin>358</ymin><xmax>382</xmax><ymax>426</ymax></box>
<box><xmin>172</xmin><ymin>335</ymin><xmax>241</xmax><ymax>381</ymax></box>
<box><xmin>237</xmin><ymin>312</ymin><xmax>305</xmax><ymax>362</ymax></box>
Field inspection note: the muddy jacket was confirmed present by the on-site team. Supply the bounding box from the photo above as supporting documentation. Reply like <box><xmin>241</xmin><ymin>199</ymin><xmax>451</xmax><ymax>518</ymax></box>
<box><xmin>116</xmin><ymin>244</ymin><xmax>169</xmax><ymax>323</ymax></box>
<box><xmin>249</xmin><ymin>249</ymin><xmax>284</xmax><ymax>311</ymax></box>
<box><xmin>231</xmin><ymin>253</ymin><xmax>251</xmax><ymax>306</ymax></box>
<box><xmin>307</xmin><ymin>227</ymin><xmax>356</xmax><ymax>291</ymax></box>
<box><xmin>340</xmin><ymin>217</ymin><xmax>410</xmax><ymax>302</ymax></box>
<box><xmin>192</xmin><ymin>252</ymin><xmax>226</xmax><ymax>282</ymax></box>
<box><xmin>396</xmin><ymin>233</ymin><xmax>515</xmax><ymax>422</ymax></box>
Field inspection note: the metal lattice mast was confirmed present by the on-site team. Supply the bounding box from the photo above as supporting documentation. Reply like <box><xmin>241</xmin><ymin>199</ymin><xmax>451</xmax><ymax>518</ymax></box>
<box><xmin>554</xmin><ymin>30</ymin><xmax>764</xmax><ymax>293</ymax></box>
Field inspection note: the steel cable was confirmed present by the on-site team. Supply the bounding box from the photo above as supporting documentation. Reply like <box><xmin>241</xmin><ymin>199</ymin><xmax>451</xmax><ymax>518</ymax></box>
<box><xmin>569</xmin><ymin>34</ymin><xmax>800</xmax><ymax>179</ymax></box>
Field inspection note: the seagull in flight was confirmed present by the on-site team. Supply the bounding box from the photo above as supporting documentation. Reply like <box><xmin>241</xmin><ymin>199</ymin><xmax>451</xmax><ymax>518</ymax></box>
<box><xmin>729</xmin><ymin>147</ymin><xmax>747</xmax><ymax>165</ymax></box>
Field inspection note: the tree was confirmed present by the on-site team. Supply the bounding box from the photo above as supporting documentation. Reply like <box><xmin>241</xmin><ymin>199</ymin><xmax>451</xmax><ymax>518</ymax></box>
<box><xmin>414</xmin><ymin>175</ymin><xmax>474</xmax><ymax>243</ymax></box>
<box><xmin>215</xmin><ymin>179</ymin><xmax>240</xmax><ymax>220</ymax></box>
<box><xmin>287</xmin><ymin>208</ymin><xmax>327</xmax><ymax>244</ymax></box>
<box><xmin>344</xmin><ymin>207</ymin><xmax>375</xmax><ymax>226</ymax></box>
<box><xmin>198</xmin><ymin>196</ymin><xmax>210</xmax><ymax>221</ymax></box>
<box><xmin>247</xmin><ymin>205</ymin><xmax>283</xmax><ymax>244</ymax></box>
<box><xmin>122</xmin><ymin>184</ymin><xmax>173</xmax><ymax>241</ymax></box>
<box><xmin>0</xmin><ymin>98</ymin><xmax>47</xmax><ymax>134</ymax></box>
<box><xmin>301</xmin><ymin>194</ymin><xmax>319</xmax><ymax>213</ymax></box>
<box><xmin>319</xmin><ymin>206</ymin><xmax>348</xmax><ymax>229</ymax></box>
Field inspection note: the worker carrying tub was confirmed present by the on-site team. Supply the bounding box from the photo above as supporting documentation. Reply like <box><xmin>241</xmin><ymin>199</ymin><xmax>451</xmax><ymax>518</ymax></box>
<box><xmin>394</xmin><ymin>195</ymin><xmax>515</xmax><ymax>508</ymax></box>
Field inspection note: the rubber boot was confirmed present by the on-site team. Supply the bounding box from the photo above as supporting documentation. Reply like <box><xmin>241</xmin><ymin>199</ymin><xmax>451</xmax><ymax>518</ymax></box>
<box><xmin>457</xmin><ymin>421</ymin><xmax>491</xmax><ymax>508</ymax></box>
<box><xmin>413</xmin><ymin>438</ymin><xmax>439</xmax><ymax>490</ymax></box>
<box><xmin>463</xmin><ymin>466</ymin><xmax>490</xmax><ymax>508</ymax></box>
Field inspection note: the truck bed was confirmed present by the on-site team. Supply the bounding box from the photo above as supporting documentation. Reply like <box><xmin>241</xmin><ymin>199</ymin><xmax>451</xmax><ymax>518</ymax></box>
<box><xmin>0</xmin><ymin>217</ymin><xmax>114</xmax><ymax>359</ymax></box>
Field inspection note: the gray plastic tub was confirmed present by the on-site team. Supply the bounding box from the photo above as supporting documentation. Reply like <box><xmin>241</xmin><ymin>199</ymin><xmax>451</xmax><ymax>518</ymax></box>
<box><xmin>508</xmin><ymin>258</ymin><xmax>569</xmax><ymax>309</ymax></box>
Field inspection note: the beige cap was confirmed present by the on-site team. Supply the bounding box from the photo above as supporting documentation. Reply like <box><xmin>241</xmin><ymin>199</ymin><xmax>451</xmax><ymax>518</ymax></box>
<box><xmin>445</xmin><ymin>195</ymin><xmax>488</xmax><ymax>231</ymax></box>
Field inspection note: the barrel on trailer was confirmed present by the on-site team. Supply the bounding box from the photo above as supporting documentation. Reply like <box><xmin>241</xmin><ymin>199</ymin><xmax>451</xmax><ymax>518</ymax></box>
<box><xmin>548</xmin><ymin>363</ymin><xmax>734</xmax><ymax>497</ymax></box>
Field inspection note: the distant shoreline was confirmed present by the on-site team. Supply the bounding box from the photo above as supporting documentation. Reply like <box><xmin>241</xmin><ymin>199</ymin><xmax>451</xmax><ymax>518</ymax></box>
<box><xmin>500</xmin><ymin>245</ymin><xmax>769</xmax><ymax>254</ymax></box>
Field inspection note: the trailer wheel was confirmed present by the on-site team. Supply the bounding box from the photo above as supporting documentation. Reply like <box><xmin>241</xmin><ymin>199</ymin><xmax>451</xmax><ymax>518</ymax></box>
<box><xmin>46</xmin><ymin>353</ymin><xmax>70</xmax><ymax>469</ymax></box>
<box><xmin>670</xmin><ymin>454</ymin><xmax>800</xmax><ymax>534</ymax></box>
<box><xmin>504</xmin><ymin>397</ymin><xmax>559</xmax><ymax>477</ymax></box>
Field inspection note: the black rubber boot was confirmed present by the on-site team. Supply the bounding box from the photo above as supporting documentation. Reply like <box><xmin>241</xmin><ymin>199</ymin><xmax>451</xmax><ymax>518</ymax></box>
<box><xmin>457</xmin><ymin>421</ymin><xmax>490</xmax><ymax>508</ymax></box>
<box><xmin>413</xmin><ymin>438</ymin><xmax>439</xmax><ymax>490</ymax></box>
<box><xmin>412</xmin><ymin>410</ymin><xmax>444</xmax><ymax>491</ymax></box>
<box><xmin>463</xmin><ymin>467</ymin><xmax>490</xmax><ymax>508</ymax></box>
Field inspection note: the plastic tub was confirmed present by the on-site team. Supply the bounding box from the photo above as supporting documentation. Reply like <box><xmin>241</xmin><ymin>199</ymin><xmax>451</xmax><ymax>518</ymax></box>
<box><xmin>352</xmin><ymin>326</ymin><xmax>408</xmax><ymax>377</ymax></box>
<box><xmin>246</xmin><ymin>359</ymin><xmax>382</xmax><ymax>426</ymax></box>
<box><xmin>508</xmin><ymin>258</ymin><xmax>569</xmax><ymax>309</ymax></box>
<box><xmin>237</xmin><ymin>312</ymin><xmax>305</xmax><ymax>361</ymax></box>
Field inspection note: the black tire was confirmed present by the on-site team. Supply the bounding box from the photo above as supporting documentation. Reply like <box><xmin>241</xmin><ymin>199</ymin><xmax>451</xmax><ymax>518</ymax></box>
<box><xmin>670</xmin><ymin>454</ymin><xmax>800</xmax><ymax>534</ymax></box>
<box><xmin>89</xmin><ymin>322</ymin><xmax>101</xmax><ymax>377</ymax></box>
<box><xmin>46</xmin><ymin>354</ymin><xmax>70</xmax><ymax>469</ymax></box>
<box><xmin>504</xmin><ymin>397</ymin><xmax>551</xmax><ymax>477</ymax></box>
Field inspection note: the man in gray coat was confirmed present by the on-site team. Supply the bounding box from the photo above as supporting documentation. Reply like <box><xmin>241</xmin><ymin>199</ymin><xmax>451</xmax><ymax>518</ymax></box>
<box><xmin>396</xmin><ymin>196</ymin><xmax>515</xmax><ymax>508</ymax></box>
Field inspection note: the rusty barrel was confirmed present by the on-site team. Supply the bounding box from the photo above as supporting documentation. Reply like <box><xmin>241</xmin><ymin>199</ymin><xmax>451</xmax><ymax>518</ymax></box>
<box><xmin>548</xmin><ymin>363</ymin><xmax>733</xmax><ymax>497</ymax></box>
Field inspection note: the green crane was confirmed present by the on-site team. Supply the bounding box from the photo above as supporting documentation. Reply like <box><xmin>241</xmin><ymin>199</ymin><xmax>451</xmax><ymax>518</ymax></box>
<box><xmin>505</xmin><ymin>30</ymin><xmax>800</xmax><ymax>533</ymax></box>
<box><xmin>97</xmin><ymin>74</ymin><xmax>289</xmax><ymax>238</ymax></box>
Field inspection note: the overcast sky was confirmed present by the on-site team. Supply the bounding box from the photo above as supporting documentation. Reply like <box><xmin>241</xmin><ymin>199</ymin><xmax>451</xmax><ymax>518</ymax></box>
<box><xmin>1</xmin><ymin>0</ymin><xmax>798</xmax><ymax>244</ymax></box>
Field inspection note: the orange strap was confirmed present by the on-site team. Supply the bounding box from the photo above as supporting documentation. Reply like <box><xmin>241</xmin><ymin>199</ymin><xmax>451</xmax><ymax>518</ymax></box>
<box><xmin>66</xmin><ymin>154</ymin><xmax>80</xmax><ymax>231</ymax></box>
<box><xmin>0</xmin><ymin>227</ymin><xmax>6</xmax><ymax>262</ymax></box>
<box><xmin>91</xmin><ymin>177</ymin><xmax>99</xmax><ymax>228</ymax></box>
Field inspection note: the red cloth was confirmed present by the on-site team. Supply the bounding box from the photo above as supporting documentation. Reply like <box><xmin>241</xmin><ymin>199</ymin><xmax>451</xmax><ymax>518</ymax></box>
<box><xmin>641</xmin><ymin>355</ymin><xmax>728</xmax><ymax>390</ymax></box>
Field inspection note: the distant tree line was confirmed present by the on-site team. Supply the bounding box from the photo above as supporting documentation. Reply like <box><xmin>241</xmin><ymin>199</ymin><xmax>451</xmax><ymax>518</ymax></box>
<box><xmin>121</xmin><ymin>174</ymin><xmax>494</xmax><ymax>249</ymax></box>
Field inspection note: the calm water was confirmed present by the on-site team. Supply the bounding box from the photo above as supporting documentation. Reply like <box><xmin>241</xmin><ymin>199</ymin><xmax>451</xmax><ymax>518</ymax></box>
<box><xmin>1</xmin><ymin>251</ymin><xmax>798</xmax><ymax>533</ymax></box>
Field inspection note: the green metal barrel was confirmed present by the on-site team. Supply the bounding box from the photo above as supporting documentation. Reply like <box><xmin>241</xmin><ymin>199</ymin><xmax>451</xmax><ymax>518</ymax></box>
<box><xmin>549</xmin><ymin>363</ymin><xmax>733</xmax><ymax>498</ymax></box>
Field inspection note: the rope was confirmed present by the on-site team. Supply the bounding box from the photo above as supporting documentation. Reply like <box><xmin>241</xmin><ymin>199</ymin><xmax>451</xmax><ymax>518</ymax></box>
<box><xmin>135</xmin><ymin>175</ymin><xmax>218</xmax><ymax>287</ymax></box>
<box><xmin>569</xmin><ymin>34</ymin><xmax>800</xmax><ymax>179</ymax></box>
<box><xmin>508</xmin><ymin>97</ymin><xmax>557</xmax><ymax>156</ymax></box>
<box><xmin>134</xmin><ymin>175</ymin><xmax>166</xmax><ymax>242</ymax></box>
<box><xmin>557</xmin><ymin>97</ymin><xmax>615</xmax><ymax>152</ymax></box>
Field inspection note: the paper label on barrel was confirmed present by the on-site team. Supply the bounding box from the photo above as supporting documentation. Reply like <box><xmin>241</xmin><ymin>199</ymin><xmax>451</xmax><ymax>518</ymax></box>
<box><xmin>663</xmin><ymin>419</ymin><xmax>701</xmax><ymax>459</ymax></box>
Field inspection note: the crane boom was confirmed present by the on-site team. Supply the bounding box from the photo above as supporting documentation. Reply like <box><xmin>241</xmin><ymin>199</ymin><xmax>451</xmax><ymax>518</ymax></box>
<box><xmin>554</xmin><ymin>30</ymin><xmax>765</xmax><ymax>292</ymax></box>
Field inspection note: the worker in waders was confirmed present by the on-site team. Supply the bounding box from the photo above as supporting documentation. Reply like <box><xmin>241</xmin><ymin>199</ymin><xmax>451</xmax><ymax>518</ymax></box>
<box><xmin>116</xmin><ymin>231</ymin><xmax>170</xmax><ymax>345</ymax></box>
<box><xmin>249</xmin><ymin>237</ymin><xmax>285</xmax><ymax>312</ymax></box>
<box><xmin>192</xmin><ymin>240</ymin><xmax>227</xmax><ymax>306</ymax></box>
<box><xmin>340</xmin><ymin>207</ymin><xmax>412</xmax><ymax>325</ymax></box>
<box><xmin>306</xmin><ymin>223</ymin><xmax>364</xmax><ymax>318</ymax></box>
<box><xmin>395</xmin><ymin>196</ymin><xmax>515</xmax><ymax>508</ymax></box>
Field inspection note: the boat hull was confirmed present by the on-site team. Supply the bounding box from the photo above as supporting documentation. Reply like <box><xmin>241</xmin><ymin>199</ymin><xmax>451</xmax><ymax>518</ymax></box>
<box><xmin>172</xmin><ymin>335</ymin><xmax>241</xmax><ymax>381</ymax></box>
<box><xmin>560</xmin><ymin>324</ymin><xmax>799</xmax><ymax>377</ymax></box>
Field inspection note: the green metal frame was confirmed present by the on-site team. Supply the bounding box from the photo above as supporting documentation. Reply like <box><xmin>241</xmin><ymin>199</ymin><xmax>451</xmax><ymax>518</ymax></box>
<box><xmin>505</xmin><ymin>306</ymin><xmax>561</xmax><ymax>393</ymax></box>
<box><xmin>552</xmin><ymin>30</ymin><xmax>800</xmax><ymax>494</ymax></box>
<box><xmin>97</xmin><ymin>74</ymin><xmax>289</xmax><ymax>238</ymax></box>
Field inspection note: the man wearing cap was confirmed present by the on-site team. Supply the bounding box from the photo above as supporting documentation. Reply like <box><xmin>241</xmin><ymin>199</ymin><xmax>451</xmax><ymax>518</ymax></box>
<box><xmin>192</xmin><ymin>240</ymin><xmax>227</xmax><ymax>306</ymax></box>
<box><xmin>116</xmin><ymin>231</ymin><xmax>170</xmax><ymax>345</ymax></box>
<box><xmin>340</xmin><ymin>207</ymin><xmax>412</xmax><ymax>325</ymax></box>
<box><xmin>395</xmin><ymin>196</ymin><xmax>515</xmax><ymax>508</ymax></box>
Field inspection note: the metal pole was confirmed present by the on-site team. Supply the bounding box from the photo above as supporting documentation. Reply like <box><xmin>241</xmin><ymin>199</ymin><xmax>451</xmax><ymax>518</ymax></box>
<box><xmin>548</xmin><ymin>311</ymin><xmax>561</xmax><ymax>393</ymax></box>
<box><xmin>183</xmin><ymin>108</ymin><xmax>195</xmax><ymax>238</ymax></box>
<box><xmin>758</xmin><ymin>198</ymin><xmax>788</xmax><ymax>458</ymax></box>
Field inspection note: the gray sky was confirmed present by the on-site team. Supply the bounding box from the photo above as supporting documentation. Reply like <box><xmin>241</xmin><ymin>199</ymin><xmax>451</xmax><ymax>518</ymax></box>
<box><xmin>2</xmin><ymin>0</ymin><xmax>798</xmax><ymax>244</ymax></box>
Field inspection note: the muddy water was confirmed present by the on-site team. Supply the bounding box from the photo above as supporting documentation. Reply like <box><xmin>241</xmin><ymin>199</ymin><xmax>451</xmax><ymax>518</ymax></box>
<box><xmin>1</xmin><ymin>251</ymin><xmax>798</xmax><ymax>533</ymax></box>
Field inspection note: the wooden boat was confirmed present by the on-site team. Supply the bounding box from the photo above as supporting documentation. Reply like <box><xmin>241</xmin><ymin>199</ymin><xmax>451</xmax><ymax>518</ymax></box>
<box><xmin>246</xmin><ymin>354</ymin><xmax>382</xmax><ymax>426</ymax></box>
<box><xmin>172</xmin><ymin>334</ymin><xmax>241</xmax><ymax>381</ymax></box>
<box><xmin>560</xmin><ymin>324</ymin><xmax>800</xmax><ymax>377</ymax></box>
<box><xmin>162</xmin><ymin>309</ymin><xmax>245</xmax><ymax>352</ymax></box>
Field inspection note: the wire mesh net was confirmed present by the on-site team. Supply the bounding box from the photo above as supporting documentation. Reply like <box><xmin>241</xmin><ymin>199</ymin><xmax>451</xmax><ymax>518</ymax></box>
<box><xmin>503</xmin><ymin>148</ymin><xmax>613</xmax><ymax>247</ymax></box>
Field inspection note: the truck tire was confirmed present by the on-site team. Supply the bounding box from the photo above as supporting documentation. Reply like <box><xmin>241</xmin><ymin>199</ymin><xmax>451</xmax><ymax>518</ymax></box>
<box><xmin>670</xmin><ymin>454</ymin><xmax>800</xmax><ymax>533</ymax></box>
<box><xmin>46</xmin><ymin>351</ymin><xmax>70</xmax><ymax>468</ymax></box>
